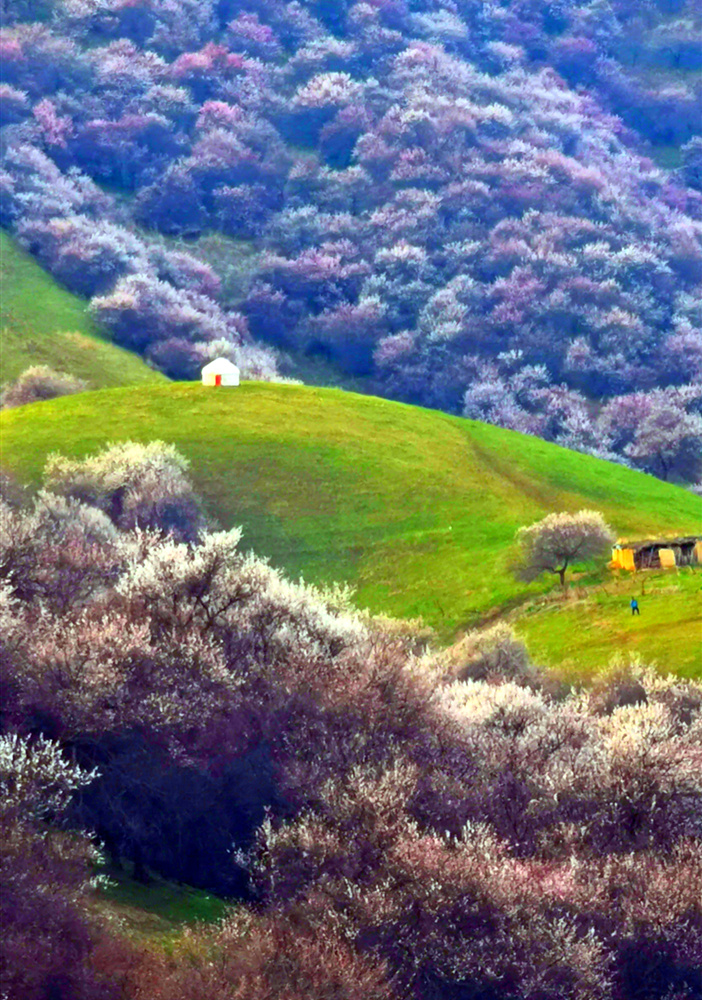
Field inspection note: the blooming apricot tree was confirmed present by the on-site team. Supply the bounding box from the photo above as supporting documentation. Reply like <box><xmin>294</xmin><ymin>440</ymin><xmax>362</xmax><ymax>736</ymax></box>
<box><xmin>515</xmin><ymin>509</ymin><xmax>615</xmax><ymax>588</ymax></box>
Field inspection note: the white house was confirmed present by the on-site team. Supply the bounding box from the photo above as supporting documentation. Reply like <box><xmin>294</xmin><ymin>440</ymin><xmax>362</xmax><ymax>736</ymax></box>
<box><xmin>201</xmin><ymin>357</ymin><xmax>240</xmax><ymax>387</ymax></box>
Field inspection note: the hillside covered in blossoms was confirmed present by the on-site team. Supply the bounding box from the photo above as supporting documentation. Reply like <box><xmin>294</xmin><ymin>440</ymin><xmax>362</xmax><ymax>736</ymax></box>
<box><xmin>1</xmin><ymin>0</ymin><xmax>702</xmax><ymax>481</ymax></box>
<box><xmin>4</xmin><ymin>3</ymin><xmax>702</xmax><ymax>997</ymax></box>
<box><xmin>1</xmin><ymin>438</ymin><xmax>701</xmax><ymax>1000</ymax></box>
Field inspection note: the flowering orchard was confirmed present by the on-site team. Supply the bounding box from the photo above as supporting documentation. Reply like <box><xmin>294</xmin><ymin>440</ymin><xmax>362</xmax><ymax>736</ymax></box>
<box><xmin>1</xmin><ymin>0</ymin><xmax>701</xmax><ymax>479</ymax></box>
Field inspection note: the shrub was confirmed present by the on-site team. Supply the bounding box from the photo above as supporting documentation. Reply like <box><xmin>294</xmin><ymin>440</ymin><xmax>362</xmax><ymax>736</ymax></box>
<box><xmin>435</xmin><ymin>623</ymin><xmax>543</xmax><ymax>688</ymax></box>
<box><xmin>0</xmin><ymin>734</ymin><xmax>116</xmax><ymax>1000</ymax></box>
<box><xmin>0</xmin><ymin>82</ymin><xmax>29</xmax><ymax>125</ymax></box>
<box><xmin>17</xmin><ymin>214</ymin><xmax>148</xmax><ymax>297</ymax></box>
<box><xmin>134</xmin><ymin>165</ymin><xmax>207</xmax><ymax>235</ymax></box>
<box><xmin>44</xmin><ymin>440</ymin><xmax>206</xmax><ymax>541</ymax></box>
<box><xmin>119</xmin><ymin>910</ymin><xmax>394</xmax><ymax>1000</ymax></box>
<box><xmin>1</xmin><ymin>365</ymin><xmax>87</xmax><ymax>408</ymax></box>
<box><xmin>146</xmin><ymin>336</ymin><xmax>208</xmax><ymax>380</ymax></box>
<box><xmin>90</xmin><ymin>274</ymin><xmax>223</xmax><ymax>352</ymax></box>
<box><xmin>0</xmin><ymin>490</ymin><xmax>121</xmax><ymax>612</ymax></box>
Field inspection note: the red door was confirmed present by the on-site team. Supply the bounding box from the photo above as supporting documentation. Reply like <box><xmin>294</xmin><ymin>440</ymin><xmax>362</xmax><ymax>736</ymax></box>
<box><xmin>215</xmin><ymin>374</ymin><xmax>222</xmax><ymax>387</ymax></box>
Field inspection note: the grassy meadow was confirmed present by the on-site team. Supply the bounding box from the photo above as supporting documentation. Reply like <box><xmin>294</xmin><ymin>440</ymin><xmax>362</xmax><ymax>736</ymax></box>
<box><xmin>514</xmin><ymin>570</ymin><xmax>702</xmax><ymax>679</ymax></box>
<box><xmin>2</xmin><ymin>380</ymin><xmax>700</xmax><ymax>654</ymax></box>
<box><xmin>0</xmin><ymin>230</ymin><xmax>164</xmax><ymax>388</ymax></box>
<box><xmin>93</xmin><ymin>865</ymin><xmax>231</xmax><ymax>944</ymax></box>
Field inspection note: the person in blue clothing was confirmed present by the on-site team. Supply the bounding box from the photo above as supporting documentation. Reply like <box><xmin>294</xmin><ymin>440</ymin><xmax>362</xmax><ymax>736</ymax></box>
<box><xmin>630</xmin><ymin>597</ymin><xmax>640</xmax><ymax>615</ymax></box>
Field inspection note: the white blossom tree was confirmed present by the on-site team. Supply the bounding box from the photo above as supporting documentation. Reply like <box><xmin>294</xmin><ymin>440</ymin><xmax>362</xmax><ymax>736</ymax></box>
<box><xmin>515</xmin><ymin>509</ymin><xmax>615</xmax><ymax>589</ymax></box>
<box><xmin>626</xmin><ymin>401</ymin><xmax>702</xmax><ymax>483</ymax></box>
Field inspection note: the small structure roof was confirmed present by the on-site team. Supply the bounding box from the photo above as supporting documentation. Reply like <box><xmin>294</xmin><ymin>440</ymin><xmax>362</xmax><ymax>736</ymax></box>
<box><xmin>615</xmin><ymin>535</ymin><xmax>701</xmax><ymax>551</ymax></box>
<box><xmin>201</xmin><ymin>357</ymin><xmax>239</xmax><ymax>375</ymax></box>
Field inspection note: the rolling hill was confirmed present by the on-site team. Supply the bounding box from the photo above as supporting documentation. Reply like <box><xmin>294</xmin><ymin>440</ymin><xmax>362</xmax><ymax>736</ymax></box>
<box><xmin>0</xmin><ymin>230</ymin><xmax>165</xmax><ymax>388</ymax></box>
<box><xmin>2</xmin><ymin>381</ymin><xmax>700</xmax><ymax>656</ymax></box>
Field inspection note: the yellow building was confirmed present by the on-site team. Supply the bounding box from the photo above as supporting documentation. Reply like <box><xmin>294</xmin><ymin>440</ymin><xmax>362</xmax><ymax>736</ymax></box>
<box><xmin>611</xmin><ymin>536</ymin><xmax>702</xmax><ymax>571</ymax></box>
<box><xmin>658</xmin><ymin>548</ymin><xmax>677</xmax><ymax>569</ymax></box>
<box><xmin>610</xmin><ymin>547</ymin><xmax>636</xmax><ymax>571</ymax></box>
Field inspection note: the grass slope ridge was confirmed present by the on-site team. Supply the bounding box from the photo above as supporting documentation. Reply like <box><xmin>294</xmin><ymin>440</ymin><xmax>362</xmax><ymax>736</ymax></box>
<box><xmin>0</xmin><ymin>230</ymin><xmax>164</xmax><ymax>388</ymax></box>
<box><xmin>3</xmin><ymin>381</ymin><xmax>700</xmax><ymax>645</ymax></box>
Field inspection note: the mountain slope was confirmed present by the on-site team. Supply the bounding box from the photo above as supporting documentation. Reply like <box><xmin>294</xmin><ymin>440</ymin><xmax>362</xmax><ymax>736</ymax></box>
<box><xmin>2</xmin><ymin>2</ymin><xmax>702</xmax><ymax>479</ymax></box>
<box><xmin>0</xmin><ymin>230</ymin><xmax>165</xmax><ymax>388</ymax></box>
<box><xmin>2</xmin><ymin>382</ymin><xmax>700</xmax><ymax>641</ymax></box>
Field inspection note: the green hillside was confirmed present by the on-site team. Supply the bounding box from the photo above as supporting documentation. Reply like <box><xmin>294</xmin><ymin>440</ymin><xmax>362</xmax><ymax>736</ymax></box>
<box><xmin>2</xmin><ymin>381</ymin><xmax>700</xmax><ymax>648</ymax></box>
<box><xmin>0</xmin><ymin>230</ymin><xmax>164</xmax><ymax>388</ymax></box>
<box><xmin>515</xmin><ymin>571</ymin><xmax>702</xmax><ymax>679</ymax></box>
